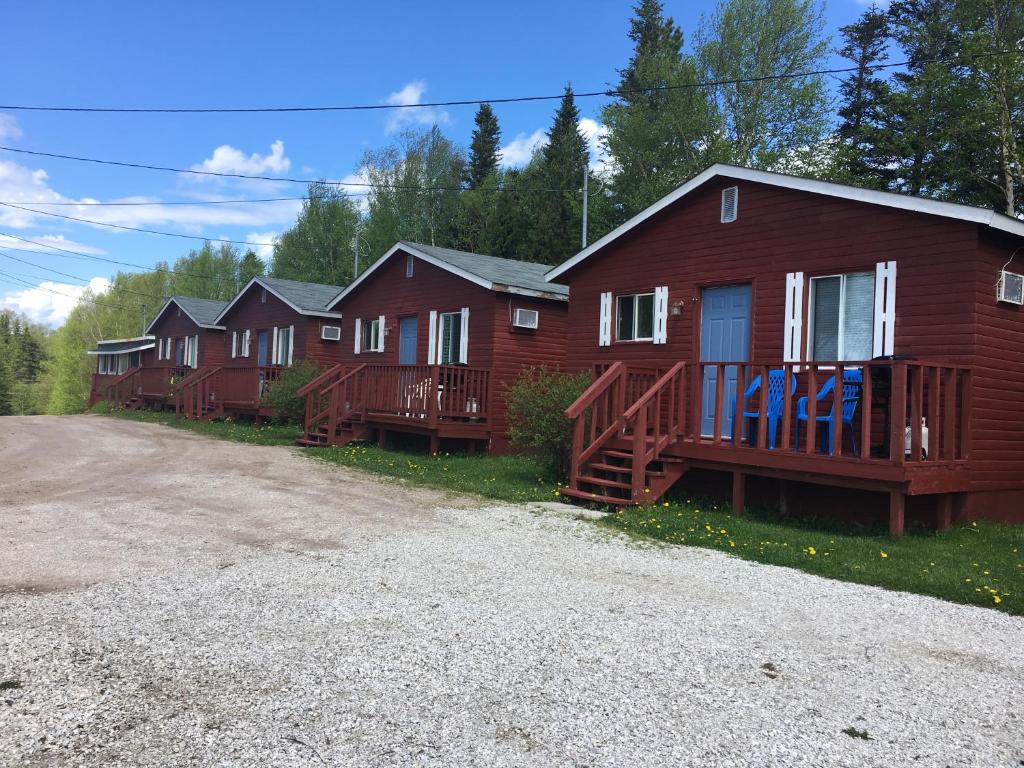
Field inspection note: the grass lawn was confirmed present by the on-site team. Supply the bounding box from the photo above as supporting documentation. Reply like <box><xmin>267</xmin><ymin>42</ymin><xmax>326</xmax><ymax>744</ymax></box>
<box><xmin>102</xmin><ymin>410</ymin><xmax>1023</xmax><ymax>615</ymax></box>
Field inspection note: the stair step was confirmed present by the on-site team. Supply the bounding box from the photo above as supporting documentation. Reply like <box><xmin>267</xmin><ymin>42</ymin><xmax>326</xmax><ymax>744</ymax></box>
<box><xmin>577</xmin><ymin>475</ymin><xmax>632</xmax><ymax>490</ymax></box>
<box><xmin>600</xmin><ymin>449</ymin><xmax>634</xmax><ymax>460</ymax></box>
<box><xmin>558</xmin><ymin>487</ymin><xmax>631</xmax><ymax>506</ymax></box>
<box><xmin>295</xmin><ymin>438</ymin><xmax>327</xmax><ymax>447</ymax></box>
<box><xmin>587</xmin><ymin>462</ymin><xmax>632</xmax><ymax>475</ymax></box>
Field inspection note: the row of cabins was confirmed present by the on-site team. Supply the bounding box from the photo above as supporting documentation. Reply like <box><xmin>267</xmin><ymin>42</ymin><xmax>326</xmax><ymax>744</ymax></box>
<box><xmin>91</xmin><ymin>164</ymin><xmax>1024</xmax><ymax>534</ymax></box>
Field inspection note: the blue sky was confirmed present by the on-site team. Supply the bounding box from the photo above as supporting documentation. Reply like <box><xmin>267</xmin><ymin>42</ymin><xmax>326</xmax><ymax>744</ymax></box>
<box><xmin>0</xmin><ymin>0</ymin><xmax>872</xmax><ymax>326</ymax></box>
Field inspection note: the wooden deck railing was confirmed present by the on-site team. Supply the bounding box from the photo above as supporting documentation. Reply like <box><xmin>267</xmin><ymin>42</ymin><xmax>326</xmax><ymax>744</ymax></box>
<box><xmin>103</xmin><ymin>367</ymin><xmax>142</xmax><ymax>408</ymax></box>
<box><xmin>175</xmin><ymin>366</ymin><xmax>221</xmax><ymax>420</ymax></box>
<box><xmin>301</xmin><ymin>363</ymin><xmax>492</xmax><ymax>441</ymax></box>
<box><xmin>566</xmin><ymin>359</ymin><xmax>972</xmax><ymax>487</ymax></box>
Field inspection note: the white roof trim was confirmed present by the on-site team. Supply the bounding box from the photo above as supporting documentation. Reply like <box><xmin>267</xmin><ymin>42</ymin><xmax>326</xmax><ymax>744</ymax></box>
<box><xmin>87</xmin><ymin>341</ymin><xmax>155</xmax><ymax>355</ymax></box>
<box><xmin>93</xmin><ymin>335</ymin><xmax>155</xmax><ymax>345</ymax></box>
<box><xmin>145</xmin><ymin>297</ymin><xmax>226</xmax><ymax>334</ymax></box>
<box><xmin>214</xmin><ymin>276</ymin><xmax>342</xmax><ymax>324</ymax></box>
<box><xmin>545</xmin><ymin>163</ymin><xmax>1024</xmax><ymax>281</ymax></box>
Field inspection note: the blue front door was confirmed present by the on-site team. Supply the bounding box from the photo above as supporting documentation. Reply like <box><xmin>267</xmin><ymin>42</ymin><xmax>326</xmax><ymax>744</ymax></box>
<box><xmin>700</xmin><ymin>284</ymin><xmax>752</xmax><ymax>438</ymax></box>
<box><xmin>399</xmin><ymin>316</ymin><xmax>418</xmax><ymax>365</ymax></box>
<box><xmin>257</xmin><ymin>330</ymin><xmax>269</xmax><ymax>366</ymax></box>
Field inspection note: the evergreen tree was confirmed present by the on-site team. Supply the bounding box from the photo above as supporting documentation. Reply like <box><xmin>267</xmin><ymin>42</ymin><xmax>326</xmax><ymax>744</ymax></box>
<box><xmin>272</xmin><ymin>182</ymin><xmax>360</xmax><ymax>286</ymax></box>
<box><xmin>526</xmin><ymin>87</ymin><xmax>589</xmax><ymax>264</ymax></box>
<box><xmin>835</xmin><ymin>7</ymin><xmax>894</xmax><ymax>185</ymax></box>
<box><xmin>238</xmin><ymin>249</ymin><xmax>265</xmax><ymax>287</ymax></box>
<box><xmin>466</xmin><ymin>104</ymin><xmax>501</xmax><ymax>189</ymax></box>
<box><xmin>603</xmin><ymin>0</ymin><xmax>714</xmax><ymax>218</ymax></box>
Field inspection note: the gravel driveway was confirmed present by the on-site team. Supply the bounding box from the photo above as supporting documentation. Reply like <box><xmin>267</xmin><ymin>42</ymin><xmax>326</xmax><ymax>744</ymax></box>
<box><xmin>1</xmin><ymin>415</ymin><xmax>1022</xmax><ymax>767</ymax></box>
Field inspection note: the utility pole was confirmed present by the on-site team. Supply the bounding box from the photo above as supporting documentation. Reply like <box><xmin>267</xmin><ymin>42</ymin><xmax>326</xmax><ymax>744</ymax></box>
<box><xmin>141</xmin><ymin>304</ymin><xmax>148</xmax><ymax>335</ymax></box>
<box><xmin>353</xmin><ymin>217</ymin><xmax>361</xmax><ymax>280</ymax></box>
<box><xmin>581</xmin><ymin>164</ymin><xmax>589</xmax><ymax>250</ymax></box>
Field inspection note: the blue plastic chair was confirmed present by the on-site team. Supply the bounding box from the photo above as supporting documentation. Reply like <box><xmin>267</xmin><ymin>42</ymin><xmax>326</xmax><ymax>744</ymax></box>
<box><xmin>795</xmin><ymin>369</ymin><xmax>863</xmax><ymax>454</ymax></box>
<box><xmin>730</xmin><ymin>369</ymin><xmax>797</xmax><ymax>449</ymax></box>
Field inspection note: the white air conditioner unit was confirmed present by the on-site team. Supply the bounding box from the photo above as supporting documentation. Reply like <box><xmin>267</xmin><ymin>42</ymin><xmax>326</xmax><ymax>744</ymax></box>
<box><xmin>512</xmin><ymin>308</ymin><xmax>539</xmax><ymax>329</ymax></box>
<box><xmin>321</xmin><ymin>325</ymin><xmax>342</xmax><ymax>341</ymax></box>
<box><xmin>997</xmin><ymin>270</ymin><xmax>1024</xmax><ymax>305</ymax></box>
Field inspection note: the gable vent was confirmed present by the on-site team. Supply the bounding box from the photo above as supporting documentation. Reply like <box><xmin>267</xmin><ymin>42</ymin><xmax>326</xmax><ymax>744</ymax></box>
<box><xmin>721</xmin><ymin>186</ymin><xmax>738</xmax><ymax>223</ymax></box>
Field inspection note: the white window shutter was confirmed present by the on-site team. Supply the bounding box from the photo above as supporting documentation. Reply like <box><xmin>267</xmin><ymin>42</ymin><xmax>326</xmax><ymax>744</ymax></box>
<box><xmin>653</xmin><ymin>286</ymin><xmax>669</xmax><ymax>344</ymax></box>
<box><xmin>378</xmin><ymin>315</ymin><xmax>386</xmax><ymax>352</ymax></box>
<box><xmin>244</xmin><ymin>330</ymin><xmax>251</xmax><ymax>358</ymax></box>
<box><xmin>184</xmin><ymin>336</ymin><xmax>191</xmax><ymax>367</ymax></box>
<box><xmin>599</xmin><ymin>291</ymin><xmax>612</xmax><ymax>347</ymax></box>
<box><xmin>192</xmin><ymin>335</ymin><xmax>199</xmax><ymax>367</ymax></box>
<box><xmin>231</xmin><ymin>332</ymin><xmax>237</xmax><ymax>359</ymax></box>
<box><xmin>354</xmin><ymin>318</ymin><xmax>362</xmax><ymax>354</ymax></box>
<box><xmin>873</xmin><ymin>261</ymin><xmax>897</xmax><ymax>357</ymax></box>
<box><xmin>157</xmin><ymin>339</ymin><xmax>163</xmax><ymax>361</ymax></box>
<box><xmin>428</xmin><ymin>310</ymin><xmax>438</xmax><ymax>363</ymax></box>
<box><xmin>271</xmin><ymin>326</ymin><xmax>278</xmax><ymax>365</ymax></box>
<box><xmin>459</xmin><ymin>307</ymin><xmax>470</xmax><ymax>364</ymax></box>
<box><xmin>288</xmin><ymin>325</ymin><xmax>294</xmax><ymax>365</ymax></box>
<box><xmin>784</xmin><ymin>272</ymin><xmax>804</xmax><ymax>370</ymax></box>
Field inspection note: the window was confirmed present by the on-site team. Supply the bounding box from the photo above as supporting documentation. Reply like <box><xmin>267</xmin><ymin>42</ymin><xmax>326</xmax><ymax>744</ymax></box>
<box><xmin>232</xmin><ymin>330</ymin><xmax>250</xmax><ymax>358</ymax></box>
<box><xmin>616</xmin><ymin>293</ymin><xmax>655</xmax><ymax>342</ymax></box>
<box><xmin>439</xmin><ymin>312</ymin><xmax>463</xmax><ymax>363</ymax></box>
<box><xmin>188</xmin><ymin>335</ymin><xmax>199</xmax><ymax>368</ymax></box>
<box><xmin>809</xmin><ymin>272</ymin><xmax>875</xmax><ymax>361</ymax></box>
<box><xmin>116</xmin><ymin>354</ymin><xmax>129</xmax><ymax>374</ymax></box>
<box><xmin>406</xmin><ymin>253</ymin><xmax>414</xmax><ymax>278</ymax></box>
<box><xmin>361</xmin><ymin>318</ymin><xmax>382</xmax><ymax>353</ymax></box>
<box><xmin>276</xmin><ymin>326</ymin><xmax>292</xmax><ymax>365</ymax></box>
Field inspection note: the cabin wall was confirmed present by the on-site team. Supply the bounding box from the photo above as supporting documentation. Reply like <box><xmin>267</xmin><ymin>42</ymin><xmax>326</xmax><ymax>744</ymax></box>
<box><xmin>488</xmin><ymin>293</ymin><xmax>569</xmax><ymax>450</ymax></box>
<box><xmin>221</xmin><ymin>286</ymin><xmax>337</xmax><ymax>369</ymax></box>
<box><xmin>562</xmin><ymin>178</ymin><xmax>980</xmax><ymax>372</ymax></box>
<box><xmin>966</xmin><ymin>230</ymin><xmax>1024</xmax><ymax>521</ymax></box>
<box><xmin>332</xmin><ymin>250</ymin><xmax>497</xmax><ymax>370</ymax></box>
<box><xmin>148</xmin><ymin>310</ymin><xmax>226</xmax><ymax>368</ymax></box>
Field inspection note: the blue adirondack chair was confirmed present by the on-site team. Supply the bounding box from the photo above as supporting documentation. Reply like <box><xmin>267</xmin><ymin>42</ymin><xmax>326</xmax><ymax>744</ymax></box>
<box><xmin>795</xmin><ymin>369</ymin><xmax>863</xmax><ymax>455</ymax></box>
<box><xmin>730</xmin><ymin>368</ymin><xmax>797</xmax><ymax>449</ymax></box>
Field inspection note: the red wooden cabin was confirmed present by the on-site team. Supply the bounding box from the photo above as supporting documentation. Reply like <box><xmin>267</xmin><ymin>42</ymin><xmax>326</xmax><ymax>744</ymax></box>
<box><xmin>548</xmin><ymin>164</ymin><xmax>1024</xmax><ymax>534</ymax></box>
<box><xmin>177</xmin><ymin>276</ymin><xmax>344</xmax><ymax>419</ymax></box>
<box><xmin>87</xmin><ymin>335</ymin><xmax>156</xmax><ymax>407</ymax></box>
<box><xmin>298</xmin><ymin>241</ymin><xmax>568</xmax><ymax>453</ymax></box>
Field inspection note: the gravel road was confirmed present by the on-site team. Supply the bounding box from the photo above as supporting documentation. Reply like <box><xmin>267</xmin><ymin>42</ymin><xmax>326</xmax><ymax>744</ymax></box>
<box><xmin>1</xmin><ymin>415</ymin><xmax>1022</xmax><ymax>767</ymax></box>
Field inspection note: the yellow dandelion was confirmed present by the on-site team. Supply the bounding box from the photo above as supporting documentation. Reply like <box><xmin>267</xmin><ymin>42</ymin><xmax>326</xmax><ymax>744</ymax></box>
<box><xmin>994</xmin><ymin>595</ymin><xmax>1003</xmax><ymax>605</ymax></box>
<box><xmin>880</xmin><ymin>551</ymin><xmax>888</xmax><ymax>559</ymax></box>
<box><xmin>807</xmin><ymin>546</ymin><xmax>816</xmax><ymax>556</ymax></box>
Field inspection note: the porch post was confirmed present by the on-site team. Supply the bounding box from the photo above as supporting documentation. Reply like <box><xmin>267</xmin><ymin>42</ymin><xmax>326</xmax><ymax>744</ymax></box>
<box><xmin>936</xmin><ymin>494</ymin><xmax>953</xmax><ymax>532</ymax></box>
<box><xmin>889</xmin><ymin>490</ymin><xmax>905</xmax><ymax>537</ymax></box>
<box><xmin>732</xmin><ymin>471</ymin><xmax>745</xmax><ymax>514</ymax></box>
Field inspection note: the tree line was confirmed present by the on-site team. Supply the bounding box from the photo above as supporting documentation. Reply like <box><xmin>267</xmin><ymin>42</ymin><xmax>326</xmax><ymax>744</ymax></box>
<box><xmin>12</xmin><ymin>0</ymin><xmax>1023</xmax><ymax>415</ymax></box>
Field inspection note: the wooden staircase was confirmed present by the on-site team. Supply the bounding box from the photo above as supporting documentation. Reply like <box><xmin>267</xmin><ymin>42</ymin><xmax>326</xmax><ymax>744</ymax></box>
<box><xmin>295</xmin><ymin>364</ymin><xmax>368</xmax><ymax>447</ymax></box>
<box><xmin>561</xmin><ymin>362</ymin><xmax>688</xmax><ymax>506</ymax></box>
<box><xmin>174</xmin><ymin>366</ymin><xmax>224</xmax><ymax>420</ymax></box>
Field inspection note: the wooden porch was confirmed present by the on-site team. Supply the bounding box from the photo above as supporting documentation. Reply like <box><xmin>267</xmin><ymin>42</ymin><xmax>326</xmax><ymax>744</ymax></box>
<box><xmin>561</xmin><ymin>360</ymin><xmax>972</xmax><ymax>536</ymax></box>
<box><xmin>90</xmin><ymin>366</ymin><xmax>193</xmax><ymax>409</ymax></box>
<box><xmin>297</xmin><ymin>363</ymin><xmax>492</xmax><ymax>451</ymax></box>
<box><xmin>175</xmin><ymin>365</ymin><xmax>284</xmax><ymax>420</ymax></box>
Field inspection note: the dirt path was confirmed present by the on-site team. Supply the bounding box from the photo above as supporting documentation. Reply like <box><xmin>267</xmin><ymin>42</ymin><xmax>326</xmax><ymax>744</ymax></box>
<box><xmin>0</xmin><ymin>415</ymin><xmax>452</xmax><ymax>593</ymax></box>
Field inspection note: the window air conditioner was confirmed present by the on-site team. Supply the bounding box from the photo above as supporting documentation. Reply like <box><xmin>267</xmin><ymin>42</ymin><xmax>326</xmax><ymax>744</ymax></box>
<box><xmin>997</xmin><ymin>270</ymin><xmax>1024</xmax><ymax>305</ymax></box>
<box><xmin>512</xmin><ymin>308</ymin><xmax>539</xmax><ymax>329</ymax></box>
<box><xmin>321</xmin><ymin>325</ymin><xmax>342</xmax><ymax>341</ymax></box>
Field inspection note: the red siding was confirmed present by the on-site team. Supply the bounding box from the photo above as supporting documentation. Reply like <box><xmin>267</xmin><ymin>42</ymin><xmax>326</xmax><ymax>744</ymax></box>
<box><xmin>332</xmin><ymin>246</ymin><xmax>568</xmax><ymax>448</ymax></box>
<box><xmin>147</xmin><ymin>306</ymin><xmax>225</xmax><ymax>368</ymax></box>
<box><xmin>558</xmin><ymin>177</ymin><xmax>1024</xmax><ymax>521</ymax></box>
<box><xmin>220</xmin><ymin>283</ymin><xmax>339</xmax><ymax>368</ymax></box>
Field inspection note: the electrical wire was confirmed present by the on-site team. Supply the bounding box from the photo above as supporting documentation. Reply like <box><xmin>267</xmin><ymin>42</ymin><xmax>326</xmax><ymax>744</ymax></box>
<box><xmin>0</xmin><ymin>196</ymin><xmax>313</xmax><ymax>206</ymax></box>
<box><xmin>0</xmin><ymin>268</ymin><xmax>128</xmax><ymax>310</ymax></box>
<box><xmin>0</xmin><ymin>49</ymin><xmax>1018</xmax><ymax>113</ymax></box>
<box><xmin>0</xmin><ymin>202</ymin><xmax>276</xmax><ymax>247</ymax></box>
<box><xmin>0</xmin><ymin>249</ymin><xmax>166</xmax><ymax>299</ymax></box>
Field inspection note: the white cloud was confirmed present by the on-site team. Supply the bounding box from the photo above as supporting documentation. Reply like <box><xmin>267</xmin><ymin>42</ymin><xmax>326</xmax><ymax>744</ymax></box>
<box><xmin>0</xmin><ymin>113</ymin><xmax>22</xmax><ymax>142</ymax></box>
<box><xmin>0</xmin><ymin>233</ymin><xmax>107</xmax><ymax>255</ymax></box>
<box><xmin>498</xmin><ymin>129</ymin><xmax>548</xmax><ymax>167</ymax></box>
<box><xmin>244</xmin><ymin>231</ymin><xmax>279</xmax><ymax>260</ymax></box>
<box><xmin>190</xmin><ymin>140</ymin><xmax>291</xmax><ymax>176</ymax></box>
<box><xmin>0</xmin><ymin>276</ymin><xmax>110</xmax><ymax>327</ymax></box>
<box><xmin>497</xmin><ymin>119</ymin><xmax>611</xmax><ymax>173</ymax></box>
<box><xmin>385</xmin><ymin>81</ymin><xmax>450</xmax><ymax>134</ymax></box>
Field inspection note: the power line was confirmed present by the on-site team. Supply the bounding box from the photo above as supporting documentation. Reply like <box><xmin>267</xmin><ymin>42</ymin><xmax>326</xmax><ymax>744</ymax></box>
<box><xmin>0</xmin><ymin>249</ymin><xmax>166</xmax><ymax>299</ymax></box>
<box><xmin>0</xmin><ymin>196</ymin><xmax>313</xmax><ymax>206</ymax></box>
<box><xmin>0</xmin><ymin>269</ymin><xmax>128</xmax><ymax>310</ymax></box>
<box><xmin>0</xmin><ymin>49</ymin><xmax>1018</xmax><ymax>114</ymax></box>
<box><xmin>0</xmin><ymin>232</ymin><xmax>240</xmax><ymax>284</ymax></box>
<box><xmin>0</xmin><ymin>145</ymin><xmax>574</xmax><ymax>191</ymax></box>
<box><xmin>0</xmin><ymin>202</ymin><xmax>276</xmax><ymax>247</ymax></box>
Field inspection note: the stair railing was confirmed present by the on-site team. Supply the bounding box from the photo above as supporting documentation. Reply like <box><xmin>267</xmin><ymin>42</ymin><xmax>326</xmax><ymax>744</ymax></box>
<box><xmin>622</xmin><ymin>362</ymin><xmax>687</xmax><ymax>500</ymax></box>
<box><xmin>103</xmin><ymin>367</ymin><xmax>141</xmax><ymax>410</ymax></box>
<box><xmin>564</xmin><ymin>362</ymin><xmax>627</xmax><ymax>489</ymax></box>
<box><xmin>309</xmin><ymin>364</ymin><xmax>367</xmax><ymax>442</ymax></box>
<box><xmin>175</xmin><ymin>366</ymin><xmax>222</xmax><ymax>420</ymax></box>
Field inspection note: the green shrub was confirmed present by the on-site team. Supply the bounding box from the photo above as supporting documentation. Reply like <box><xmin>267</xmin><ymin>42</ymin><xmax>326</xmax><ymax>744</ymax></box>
<box><xmin>260</xmin><ymin>360</ymin><xmax>321</xmax><ymax>425</ymax></box>
<box><xmin>506</xmin><ymin>366</ymin><xmax>592</xmax><ymax>479</ymax></box>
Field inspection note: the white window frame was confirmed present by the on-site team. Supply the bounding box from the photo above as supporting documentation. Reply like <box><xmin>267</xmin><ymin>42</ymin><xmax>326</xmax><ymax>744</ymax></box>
<box><xmin>806</xmin><ymin>271</ymin><xmax>875</xmax><ymax>363</ymax></box>
<box><xmin>438</xmin><ymin>311</ymin><xmax>463</xmax><ymax>364</ymax></box>
<box><xmin>232</xmin><ymin>330</ymin><xmax>250</xmax><ymax>359</ymax></box>
<box><xmin>615</xmin><ymin>292</ymin><xmax>656</xmax><ymax>343</ymax></box>
<box><xmin>274</xmin><ymin>325</ymin><xmax>294</xmax><ymax>366</ymax></box>
<box><xmin>359</xmin><ymin>317</ymin><xmax>383</xmax><ymax>353</ymax></box>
